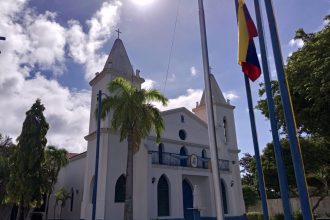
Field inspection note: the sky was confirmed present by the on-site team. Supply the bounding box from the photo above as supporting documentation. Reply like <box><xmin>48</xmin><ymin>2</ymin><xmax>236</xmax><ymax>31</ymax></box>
<box><xmin>0</xmin><ymin>0</ymin><xmax>329</xmax><ymax>155</ymax></box>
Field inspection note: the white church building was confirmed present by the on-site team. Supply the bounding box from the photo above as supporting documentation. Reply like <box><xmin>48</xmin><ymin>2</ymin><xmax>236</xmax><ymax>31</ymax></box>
<box><xmin>48</xmin><ymin>38</ymin><xmax>246</xmax><ymax>220</ymax></box>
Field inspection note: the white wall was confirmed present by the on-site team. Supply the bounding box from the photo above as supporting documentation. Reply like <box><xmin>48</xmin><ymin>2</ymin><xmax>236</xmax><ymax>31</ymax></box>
<box><xmin>49</xmin><ymin>154</ymin><xmax>86</xmax><ymax>219</ymax></box>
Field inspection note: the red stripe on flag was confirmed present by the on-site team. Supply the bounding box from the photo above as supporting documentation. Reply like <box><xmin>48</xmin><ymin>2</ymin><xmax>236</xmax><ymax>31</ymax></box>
<box><xmin>242</xmin><ymin>62</ymin><xmax>261</xmax><ymax>82</ymax></box>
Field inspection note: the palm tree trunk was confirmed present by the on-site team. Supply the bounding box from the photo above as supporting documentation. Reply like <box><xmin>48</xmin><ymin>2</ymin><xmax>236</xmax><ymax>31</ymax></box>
<box><xmin>124</xmin><ymin>132</ymin><xmax>134</xmax><ymax>220</ymax></box>
<box><xmin>45</xmin><ymin>192</ymin><xmax>51</xmax><ymax>220</ymax></box>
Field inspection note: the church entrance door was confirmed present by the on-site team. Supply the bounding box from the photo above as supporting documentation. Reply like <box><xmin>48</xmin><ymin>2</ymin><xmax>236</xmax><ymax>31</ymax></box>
<box><xmin>182</xmin><ymin>179</ymin><xmax>193</xmax><ymax>220</ymax></box>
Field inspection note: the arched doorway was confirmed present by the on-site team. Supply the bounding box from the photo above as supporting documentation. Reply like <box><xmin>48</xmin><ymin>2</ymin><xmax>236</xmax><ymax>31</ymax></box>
<box><xmin>180</xmin><ymin>147</ymin><xmax>187</xmax><ymax>167</ymax></box>
<box><xmin>221</xmin><ymin>179</ymin><xmax>228</xmax><ymax>214</ymax></box>
<box><xmin>182</xmin><ymin>179</ymin><xmax>193</xmax><ymax>220</ymax></box>
<box><xmin>158</xmin><ymin>175</ymin><xmax>170</xmax><ymax>216</ymax></box>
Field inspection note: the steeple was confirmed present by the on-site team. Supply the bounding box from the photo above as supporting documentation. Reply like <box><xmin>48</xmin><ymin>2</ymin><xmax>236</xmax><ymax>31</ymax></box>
<box><xmin>192</xmin><ymin>74</ymin><xmax>230</xmax><ymax>123</ymax></box>
<box><xmin>199</xmin><ymin>74</ymin><xmax>227</xmax><ymax>106</ymax></box>
<box><xmin>103</xmin><ymin>38</ymin><xmax>134</xmax><ymax>76</ymax></box>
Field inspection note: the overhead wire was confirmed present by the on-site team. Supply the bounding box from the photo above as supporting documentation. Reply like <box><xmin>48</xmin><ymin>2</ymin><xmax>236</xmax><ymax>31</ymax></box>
<box><xmin>163</xmin><ymin>0</ymin><xmax>181</xmax><ymax>94</ymax></box>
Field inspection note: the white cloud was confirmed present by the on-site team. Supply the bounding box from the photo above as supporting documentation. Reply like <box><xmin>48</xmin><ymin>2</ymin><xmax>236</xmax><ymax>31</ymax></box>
<box><xmin>0</xmin><ymin>0</ymin><xmax>122</xmax><ymax>153</ymax></box>
<box><xmin>190</xmin><ymin>66</ymin><xmax>198</xmax><ymax>76</ymax></box>
<box><xmin>223</xmin><ymin>91</ymin><xmax>239</xmax><ymax>101</ymax></box>
<box><xmin>289</xmin><ymin>39</ymin><xmax>304</xmax><ymax>48</ymax></box>
<box><xmin>154</xmin><ymin>88</ymin><xmax>203</xmax><ymax>111</ymax></box>
<box><xmin>0</xmin><ymin>74</ymin><xmax>90</xmax><ymax>153</ymax></box>
<box><xmin>66</xmin><ymin>1</ymin><xmax>122</xmax><ymax>80</ymax></box>
<box><xmin>142</xmin><ymin>79</ymin><xmax>157</xmax><ymax>90</ymax></box>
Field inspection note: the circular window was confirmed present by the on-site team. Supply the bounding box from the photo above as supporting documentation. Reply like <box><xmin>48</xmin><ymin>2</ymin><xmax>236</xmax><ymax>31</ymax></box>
<box><xmin>179</xmin><ymin>129</ymin><xmax>186</xmax><ymax>140</ymax></box>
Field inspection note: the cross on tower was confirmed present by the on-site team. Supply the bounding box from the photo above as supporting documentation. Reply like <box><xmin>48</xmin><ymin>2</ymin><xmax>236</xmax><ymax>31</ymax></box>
<box><xmin>115</xmin><ymin>29</ymin><xmax>122</xmax><ymax>39</ymax></box>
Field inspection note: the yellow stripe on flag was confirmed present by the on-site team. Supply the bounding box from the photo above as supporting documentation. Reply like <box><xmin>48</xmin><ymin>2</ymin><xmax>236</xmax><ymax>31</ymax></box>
<box><xmin>238</xmin><ymin>0</ymin><xmax>249</xmax><ymax>65</ymax></box>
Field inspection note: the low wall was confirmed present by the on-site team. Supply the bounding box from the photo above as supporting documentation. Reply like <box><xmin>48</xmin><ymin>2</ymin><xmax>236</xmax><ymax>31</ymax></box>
<box><xmin>249</xmin><ymin>196</ymin><xmax>330</xmax><ymax>216</ymax></box>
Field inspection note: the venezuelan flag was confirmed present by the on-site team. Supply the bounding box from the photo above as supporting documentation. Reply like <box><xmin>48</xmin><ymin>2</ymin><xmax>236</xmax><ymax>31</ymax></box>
<box><xmin>236</xmin><ymin>0</ymin><xmax>261</xmax><ymax>81</ymax></box>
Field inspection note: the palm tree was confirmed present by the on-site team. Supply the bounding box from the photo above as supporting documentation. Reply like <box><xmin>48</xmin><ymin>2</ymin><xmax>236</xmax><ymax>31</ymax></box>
<box><xmin>43</xmin><ymin>146</ymin><xmax>69</xmax><ymax>220</ymax></box>
<box><xmin>98</xmin><ymin>77</ymin><xmax>168</xmax><ymax>220</ymax></box>
<box><xmin>54</xmin><ymin>187</ymin><xmax>71</xmax><ymax>219</ymax></box>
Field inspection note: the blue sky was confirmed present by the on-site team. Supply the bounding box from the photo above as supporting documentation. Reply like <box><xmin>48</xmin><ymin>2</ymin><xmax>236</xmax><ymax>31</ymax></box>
<box><xmin>0</xmin><ymin>0</ymin><xmax>329</xmax><ymax>154</ymax></box>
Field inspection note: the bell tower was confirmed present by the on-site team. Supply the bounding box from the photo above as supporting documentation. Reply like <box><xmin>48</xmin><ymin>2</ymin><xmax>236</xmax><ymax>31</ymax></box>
<box><xmin>80</xmin><ymin>38</ymin><xmax>145</xmax><ymax>220</ymax></box>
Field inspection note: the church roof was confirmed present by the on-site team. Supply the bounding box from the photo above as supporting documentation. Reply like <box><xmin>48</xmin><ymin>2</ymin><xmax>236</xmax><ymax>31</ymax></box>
<box><xmin>199</xmin><ymin>74</ymin><xmax>227</xmax><ymax>105</ymax></box>
<box><xmin>103</xmin><ymin>38</ymin><xmax>134</xmax><ymax>75</ymax></box>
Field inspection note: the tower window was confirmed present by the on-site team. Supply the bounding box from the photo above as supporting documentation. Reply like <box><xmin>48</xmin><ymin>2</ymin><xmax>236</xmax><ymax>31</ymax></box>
<box><xmin>181</xmin><ymin>115</ymin><xmax>185</xmax><ymax>123</ymax></box>
<box><xmin>158</xmin><ymin>143</ymin><xmax>164</xmax><ymax>164</ymax></box>
<box><xmin>223</xmin><ymin>117</ymin><xmax>228</xmax><ymax>143</ymax></box>
<box><xmin>115</xmin><ymin>175</ymin><xmax>126</xmax><ymax>203</ymax></box>
<box><xmin>70</xmin><ymin>187</ymin><xmax>74</xmax><ymax>211</ymax></box>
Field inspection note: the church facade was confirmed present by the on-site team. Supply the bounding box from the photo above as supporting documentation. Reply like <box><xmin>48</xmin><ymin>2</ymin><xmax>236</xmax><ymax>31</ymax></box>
<box><xmin>48</xmin><ymin>39</ymin><xmax>245</xmax><ymax>220</ymax></box>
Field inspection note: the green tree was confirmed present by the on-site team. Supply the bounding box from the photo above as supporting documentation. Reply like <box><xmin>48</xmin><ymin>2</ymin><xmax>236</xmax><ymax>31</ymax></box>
<box><xmin>306</xmin><ymin>165</ymin><xmax>330</xmax><ymax>212</ymax></box>
<box><xmin>241</xmin><ymin>137</ymin><xmax>330</xmax><ymax>203</ymax></box>
<box><xmin>0</xmin><ymin>134</ymin><xmax>15</xmax><ymax>203</ymax></box>
<box><xmin>240</xmin><ymin>153</ymin><xmax>257</xmax><ymax>189</ymax></box>
<box><xmin>43</xmin><ymin>146</ymin><xmax>69</xmax><ymax>220</ymax></box>
<box><xmin>256</xmin><ymin>15</ymin><xmax>330</xmax><ymax>138</ymax></box>
<box><xmin>242</xmin><ymin>185</ymin><xmax>259</xmax><ymax>212</ymax></box>
<box><xmin>98</xmin><ymin>77</ymin><xmax>168</xmax><ymax>220</ymax></box>
<box><xmin>6</xmin><ymin>99</ymin><xmax>49</xmax><ymax>220</ymax></box>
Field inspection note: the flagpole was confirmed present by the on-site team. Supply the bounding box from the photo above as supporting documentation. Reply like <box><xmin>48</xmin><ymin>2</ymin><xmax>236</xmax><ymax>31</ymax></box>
<box><xmin>197</xmin><ymin>0</ymin><xmax>224</xmax><ymax>219</ymax></box>
<box><xmin>253</xmin><ymin>0</ymin><xmax>293</xmax><ymax>219</ymax></box>
<box><xmin>243</xmin><ymin>75</ymin><xmax>269</xmax><ymax>220</ymax></box>
<box><xmin>262</xmin><ymin>1</ymin><xmax>313</xmax><ymax>219</ymax></box>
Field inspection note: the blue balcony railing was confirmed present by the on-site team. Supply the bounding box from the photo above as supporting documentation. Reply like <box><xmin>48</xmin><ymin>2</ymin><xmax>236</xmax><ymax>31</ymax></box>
<box><xmin>149</xmin><ymin>151</ymin><xmax>230</xmax><ymax>171</ymax></box>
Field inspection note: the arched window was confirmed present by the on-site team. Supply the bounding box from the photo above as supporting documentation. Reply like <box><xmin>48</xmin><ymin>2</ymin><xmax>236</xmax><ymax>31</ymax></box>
<box><xmin>115</xmin><ymin>175</ymin><xmax>126</xmax><ymax>203</ymax></box>
<box><xmin>159</xmin><ymin>143</ymin><xmax>164</xmax><ymax>164</ymax></box>
<box><xmin>89</xmin><ymin>176</ymin><xmax>95</xmax><ymax>203</ymax></box>
<box><xmin>221</xmin><ymin>179</ymin><xmax>228</xmax><ymax>214</ymax></box>
<box><xmin>70</xmin><ymin>187</ymin><xmax>74</xmax><ymax>211</ymax></box>
<box><xmin>180</xmin><ymin>147</ymin><xmax>187</xmax><ymax>167</ymax></box>
<box><xmin>158</xmin><ymin>175</ymin><xmax>170</xmax><ymax>216</ymax></box>
<box><xmin>202</xmin><ymin>149</ymin><xmax>207</xmax><ymax>169</ymax></box>
<box><xmin>223</xmin><ymin>117</ymin><xmax>228</xmax><ymax>143</ymax></box>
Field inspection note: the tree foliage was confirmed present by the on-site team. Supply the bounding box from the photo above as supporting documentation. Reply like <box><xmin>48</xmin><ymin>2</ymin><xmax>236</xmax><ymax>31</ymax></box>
<box><xmin>99</xmin><ymin>77</ymin><xmax>168</xmax><ymax>220</ymax></box>
<box><xmin>6</xmin><ymin>99</ymin><xmax>49</xmax><ymax>219</ymax></box>
<box><xmin>242</xmin><ymin>185</ymin><xmax>259</xmax><ymax>211</ymax></box>
<box><xmin>240</xmin><ymin>137</ymin><xmax>330</xmax><ymax>211</ymax></box>
<box><xmin>256</xmin><ymin>15</ymin><xmax>330</xmax><ymax>138</ymax></box>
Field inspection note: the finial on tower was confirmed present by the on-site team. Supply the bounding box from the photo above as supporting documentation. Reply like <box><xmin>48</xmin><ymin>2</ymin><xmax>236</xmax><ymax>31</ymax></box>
<box><xmin>115</xmin><ymin>28</ymin><xmax>122</xmax><ymax>39</ymax></box>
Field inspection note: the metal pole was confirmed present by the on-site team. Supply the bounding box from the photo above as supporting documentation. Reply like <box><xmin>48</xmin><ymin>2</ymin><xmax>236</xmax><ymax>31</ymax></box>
<box><xmin>92</xmin><ymin>90</ymin><xmax>102</xmax><ymax>220</ymax></box>
<box><xmin>244</xmin><ymin>75</ymin><xmax>269</xmax><ymax>220</ymax></box>
<box><xmin>253</xmin><ymin>0</ymin><xmax>293</xmax><ymax>219</ymax></box>
<box><xmin>0</xmin><ymin>36</ymin><xmax>5</xmax><ymax>54</ymax></box>
<box><xmin>263</xmin><ymin>1</ymin><xmax>313</xmax><ymax>219</ymax></box>
<box><xmin>197</xmin><ymin>1</ymin><xmax>224</xmax><ymax>219</ymax></box>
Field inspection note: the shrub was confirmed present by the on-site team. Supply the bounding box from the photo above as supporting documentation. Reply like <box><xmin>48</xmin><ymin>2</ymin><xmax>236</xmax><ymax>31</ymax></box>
<box><xmin>293</xmin><ymin>211</ymin><xmax>303</xmax><ymax>220</ymax></box>
<box><xmin>247</xmin><ymin>212</ymin><xmax>264</xmax><ymax>220</ymax></box>
<box><xmin>274</xmin><ymin>213</ymin><xmax>285</xmax><ymax>220</ymax></box>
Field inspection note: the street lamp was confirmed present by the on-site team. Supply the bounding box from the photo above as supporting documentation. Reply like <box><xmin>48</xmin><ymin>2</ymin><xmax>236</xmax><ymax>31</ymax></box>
<box><xmin>92</xmin><ymin>90</ymin><xmax>109</xmax><ymax>220</ymax></box>
<box><xmin>0</xmin><ymin>36</ymin><xmax>6</xmax><ymax>54</ymax></box>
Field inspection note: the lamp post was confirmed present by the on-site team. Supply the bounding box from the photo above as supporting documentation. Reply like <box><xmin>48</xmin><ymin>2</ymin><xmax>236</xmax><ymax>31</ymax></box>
<box><xmin>0</xmin><ymin>36</ymin><xmax>6</xmax><ymax>54</ymax></box>
<box><xmin>92</xmin><ymin>90</ymin><xmax>109</xmax><ymax>220</ymax></box>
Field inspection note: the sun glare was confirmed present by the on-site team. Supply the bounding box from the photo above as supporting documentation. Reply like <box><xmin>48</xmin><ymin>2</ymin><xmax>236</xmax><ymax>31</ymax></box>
<box><xmin>131</xmin><ymin>0</ymin><xmax>155</xmax><ymax>6</ymax></box>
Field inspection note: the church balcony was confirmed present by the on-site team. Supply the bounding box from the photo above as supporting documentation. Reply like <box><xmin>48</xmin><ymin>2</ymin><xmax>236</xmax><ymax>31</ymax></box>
<box><xmin>149</xmin><ymin>151</ymin><xmax>230</xmax><ymax>171</ymax></box>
